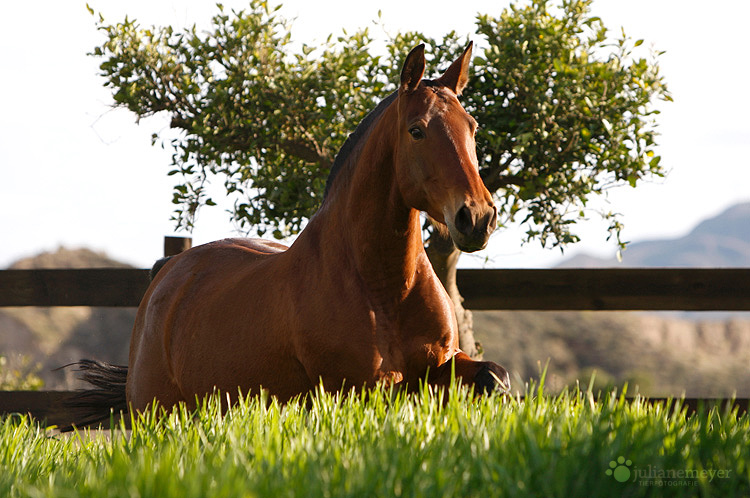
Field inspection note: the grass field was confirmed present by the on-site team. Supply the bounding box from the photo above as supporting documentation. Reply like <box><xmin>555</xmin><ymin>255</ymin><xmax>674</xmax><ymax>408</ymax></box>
<box><xmin>1</xmin><ymin>381</ymin><xmax>749</xmax><ymax>498</ymax></box>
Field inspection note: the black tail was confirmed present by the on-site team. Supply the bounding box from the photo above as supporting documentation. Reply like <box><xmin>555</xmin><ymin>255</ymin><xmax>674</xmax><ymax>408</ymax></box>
<box><xmin>59</xmin><ymin>359</ymin><xmax>128</xmax><ymax>431</ymax></box>
<box><xmin>150</xmin><ymin>255</ymin><xmax>173</xmax><ymax>280</ymax></box>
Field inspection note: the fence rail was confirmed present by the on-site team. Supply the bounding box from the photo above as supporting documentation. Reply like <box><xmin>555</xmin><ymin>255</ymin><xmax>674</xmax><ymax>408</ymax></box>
<box><xmin>2</xmin><ymin>267</ymin><xmax>750</xmax><ymax>310</ymax></box>
<box><xmin>0</xmin><ymin>269</ymin><xmax>151</xmax><ymax>307</ymax></box>
<box><xmin>457</xmin><ymin>268</ymin><xmax>750</xmax><ymax>311</ymax></box>
<box><xmin>2</xmin><ymin>264</ymin><xmax>749</xmax><ymax>425</ymax></box>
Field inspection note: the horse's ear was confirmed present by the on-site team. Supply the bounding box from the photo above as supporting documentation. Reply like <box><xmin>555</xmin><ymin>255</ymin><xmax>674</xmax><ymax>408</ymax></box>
<box><xmin>400</xmin><ymin>44</ymin><xmax>426</xmax><ymax>94</ymax></box>
<box><xmin>438</xmin><ymin>41</ymin><xmax>473</xmax><ymax>96</ymax></box>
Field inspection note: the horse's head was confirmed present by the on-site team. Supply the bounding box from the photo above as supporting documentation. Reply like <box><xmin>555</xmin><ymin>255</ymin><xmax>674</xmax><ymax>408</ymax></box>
<box><xmin>394</xmin><ymin>43</ymin><xmax>497</xmax><ymax>253</ymax></box>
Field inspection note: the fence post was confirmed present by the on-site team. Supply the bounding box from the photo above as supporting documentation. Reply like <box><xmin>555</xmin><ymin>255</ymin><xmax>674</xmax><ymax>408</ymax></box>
<box><xmin>164</xmin><ymin>236</ymin><xmax>192</xmax><ymax>257</ymax></box>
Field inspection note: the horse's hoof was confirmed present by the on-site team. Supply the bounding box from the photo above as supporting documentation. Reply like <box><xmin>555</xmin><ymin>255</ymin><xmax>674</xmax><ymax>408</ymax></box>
<box><xmin>474</xmin><ymin>363</ymin><xmax>511</xmax><ymax>395</ymax></box>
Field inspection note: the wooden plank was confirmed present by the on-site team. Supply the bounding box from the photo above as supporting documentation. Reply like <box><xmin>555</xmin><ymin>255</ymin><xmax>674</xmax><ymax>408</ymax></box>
<box><xmin>164</xmin><ymin>236</ymin><xmax>192</xmax><ymax>257</ymax></box>
<box><xmin>0</xmin><ymin>391</ymin><xmax>128</xmax><ymax>429</ymax></box>
<box><xmin>457</xmin><ymin>268</ymin><xmax>750</xmax><ymax>311</ymax></box>
<box><xmin>0</xmin><ymin>269</ymin><xmax>150</xmax><ymax>307</ymax></box>
<box><xmin>1</xmin><ymin>267</ymin><xmax>749</xmax><ymax>310</ymax></box>
<box><xmin>0</xmin><ymin>391</ymin><xmax>78</xmax><ymax>428</ymax></box>
<box><xmin>648</xmin><ymin>397</ymin><xmax>749</xmax><ymax>416</ymax></box>
<box><xmin>1</xmin><ymin>392</ymin><xmax>745</xmax><ymax>428</ymax></box>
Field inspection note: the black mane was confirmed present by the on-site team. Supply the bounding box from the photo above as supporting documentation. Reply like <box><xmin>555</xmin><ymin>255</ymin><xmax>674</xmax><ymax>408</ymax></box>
<box><xmin>323</xmin><ymin>90</ymin><xmax>399</xmax><ymax>199</ymax></box>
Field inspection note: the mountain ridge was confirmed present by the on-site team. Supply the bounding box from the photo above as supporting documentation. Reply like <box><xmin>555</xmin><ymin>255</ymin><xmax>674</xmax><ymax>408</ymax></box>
<box><xmin>557</xmin><ymin>202</ymin><xmax>750</xmax><ymax>268</ymax></box>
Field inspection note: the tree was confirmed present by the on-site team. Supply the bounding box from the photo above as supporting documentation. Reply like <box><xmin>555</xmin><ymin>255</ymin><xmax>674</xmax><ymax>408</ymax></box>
<box><xmin>91</xmin><ymin>0</ymin><xmax>669</xmax><ymax>357</ymax></box>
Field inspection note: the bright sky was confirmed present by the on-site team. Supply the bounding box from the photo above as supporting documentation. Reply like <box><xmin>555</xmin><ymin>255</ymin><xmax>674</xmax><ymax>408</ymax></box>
<box><xmin>1</xmin><ymin>1</ymin><xmax>748</xmax><ymax>269</ymax></box>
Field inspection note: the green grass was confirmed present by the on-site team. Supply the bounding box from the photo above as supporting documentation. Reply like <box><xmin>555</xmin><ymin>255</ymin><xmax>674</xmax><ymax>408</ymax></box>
<box><xmin>1</xmin><ymin>381</ymin><xmax>748</xmax><ymax>498</ymax></box>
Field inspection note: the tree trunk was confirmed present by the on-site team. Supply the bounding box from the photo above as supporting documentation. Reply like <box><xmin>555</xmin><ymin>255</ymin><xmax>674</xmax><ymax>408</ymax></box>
<box><xmin>425</xmin><ymin>225</ymin><xmax>483</xmax><ymax>360</ymax></box>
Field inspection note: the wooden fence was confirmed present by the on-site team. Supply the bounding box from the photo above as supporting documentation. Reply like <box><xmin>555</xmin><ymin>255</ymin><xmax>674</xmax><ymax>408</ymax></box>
<box><xmin>2</xmin><ymin>267</ymin><xmax>749</xmax><ymax>310</ymax></box>
<box><xmin>1</xmin><ymin>239</ymin><xmax>749</xmax><ymax>424</ymax></box>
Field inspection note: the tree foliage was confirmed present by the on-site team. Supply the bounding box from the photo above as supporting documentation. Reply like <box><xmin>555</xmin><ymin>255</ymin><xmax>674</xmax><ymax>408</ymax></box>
<box><xmin>92</xmin><ymin>0</ymin><xmax>670</xmax><ymax>247</ymax></box>
<box><xmin>468</xmin><ymin>1</ymin><xmax>670</xmax><ymax>247</ymax></box>
<box><xmin>0</xmin><ymin>356</ymin><xmax>43</xmax><ymax>391</ymax></box>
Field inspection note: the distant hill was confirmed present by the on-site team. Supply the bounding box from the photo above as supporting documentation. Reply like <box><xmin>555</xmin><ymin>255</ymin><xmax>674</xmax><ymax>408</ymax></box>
<box><xmin>557</xmin><ymin>202</ymin><xmax>750</xmax><ymax>268</ymax></box>
<box><xmin>474</xmin><ymin>310</ymin><xmax>750</xmax><ymax>397</ymax></box>
<box><xmin>8</xmin><ymin>247</ymin><xmax>133</xmax><ymax>270</ymax></box>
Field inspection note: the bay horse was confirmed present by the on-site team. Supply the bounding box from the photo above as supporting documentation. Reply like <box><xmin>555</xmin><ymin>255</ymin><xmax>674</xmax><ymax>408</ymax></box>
<box><xmin>69</xmin><ymin>43</ymin><xmax>510</xmax><ymax>427</ymax></box>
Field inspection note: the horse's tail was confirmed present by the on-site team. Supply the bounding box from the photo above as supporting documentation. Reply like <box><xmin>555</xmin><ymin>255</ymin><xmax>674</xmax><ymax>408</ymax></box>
<box><xmin>150</xmin><ymin>255</ymin><xmax>173</xmax><ymax>280</ymax></box>
<box><xmin>59</xmin><ymin>359</ymin><xmax>128</xmax><ymax>431</ymax></box>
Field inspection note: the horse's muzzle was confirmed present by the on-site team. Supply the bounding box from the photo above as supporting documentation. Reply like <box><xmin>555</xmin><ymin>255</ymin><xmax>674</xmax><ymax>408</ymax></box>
<box><xmin>448</xmin><ymin>203</ymin><xmax>497</xmax><ymax>252</ymax></box>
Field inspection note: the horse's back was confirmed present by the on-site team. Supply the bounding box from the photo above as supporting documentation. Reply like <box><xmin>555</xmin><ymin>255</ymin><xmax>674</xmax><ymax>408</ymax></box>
<box><xmin>201</xmin><ymin>237</ymin><xmax>288</xmax><ymax>257</ymax></box>
<box><xmin>151</xmin><ymin>238</ymin><xmax>287</xmax><ymax>279</ymax></box>
<box><xmin>126</xmin><ymin>238</ymin><xmax>292</xmax><ymax>410</ymax></box>
<box><xmin>151</xmin><ymin>237</ymin><xmax>287</xmax><ymax>285</ymax></box>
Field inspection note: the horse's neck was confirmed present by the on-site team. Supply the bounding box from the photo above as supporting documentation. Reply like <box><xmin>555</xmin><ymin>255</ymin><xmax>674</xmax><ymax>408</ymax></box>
<box><xmin>301</xmin><ymin>116</ymin><xmax>425</xmax><ymax>298</ymax></box>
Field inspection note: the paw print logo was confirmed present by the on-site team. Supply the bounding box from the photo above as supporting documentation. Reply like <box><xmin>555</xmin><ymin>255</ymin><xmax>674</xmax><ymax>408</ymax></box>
<box><xmin>605</xmin><ymin>456</ymin><xmax>632</xmax><ymax>482</ymax></box>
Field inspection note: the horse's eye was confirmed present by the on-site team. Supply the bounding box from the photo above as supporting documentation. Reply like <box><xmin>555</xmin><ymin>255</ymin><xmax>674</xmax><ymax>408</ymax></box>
<box><xmin>408</xmin><ymin>126</ymin><xmax>425</xmax><ymax>140</ymax></box>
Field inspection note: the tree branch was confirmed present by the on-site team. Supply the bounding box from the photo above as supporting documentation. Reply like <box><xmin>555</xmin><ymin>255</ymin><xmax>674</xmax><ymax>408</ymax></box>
<box><xmin>480</xmin><ymin>152</ymin><xmax>519</xmax><ymax>191</ymax></box>
<box><xmin>170</xmin><ymin>113</ymin><xmax>331</xmax><ymax>170</ymax></box>
<box><xmin>280</xmin><ymin>139</ymin><xmax>331</xmax><ymax>170</ymax></box>
<box><xmin>484</xmin><ymin>174</ymin><xmax>525</xmax><ymax>193</ymax></box>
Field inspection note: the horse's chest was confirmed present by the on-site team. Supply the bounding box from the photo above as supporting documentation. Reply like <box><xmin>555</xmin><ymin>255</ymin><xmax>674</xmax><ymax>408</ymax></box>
<box><xmin>370</xmin><ymin>300</ymin><xmax>456</xmax><ymax>375</ymax></box>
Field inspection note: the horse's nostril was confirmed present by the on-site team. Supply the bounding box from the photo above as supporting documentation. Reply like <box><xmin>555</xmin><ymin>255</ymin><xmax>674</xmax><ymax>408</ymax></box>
<box><xmin>454</xmin><ymin>205</ymin><xmax>474</xmax><ymax>236</ymax></box>
<box><xmin>481</xmin><ymin>206</ymin><xmax>498</xmax><ymax>236</ymax></box>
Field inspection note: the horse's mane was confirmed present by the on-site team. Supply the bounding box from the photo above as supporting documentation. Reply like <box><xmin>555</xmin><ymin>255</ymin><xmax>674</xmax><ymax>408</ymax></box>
<box><xmin>323</xmin><ymin>90</ymin><xmax>399</xmax><ymax>199</ymax></box>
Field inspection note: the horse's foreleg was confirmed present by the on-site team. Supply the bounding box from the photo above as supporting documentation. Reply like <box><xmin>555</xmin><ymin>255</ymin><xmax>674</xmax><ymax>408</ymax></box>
<box><xmin>430</xmin><ymin>352</ymin><xmax>510</xmax><ymax>395</ymax></box>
